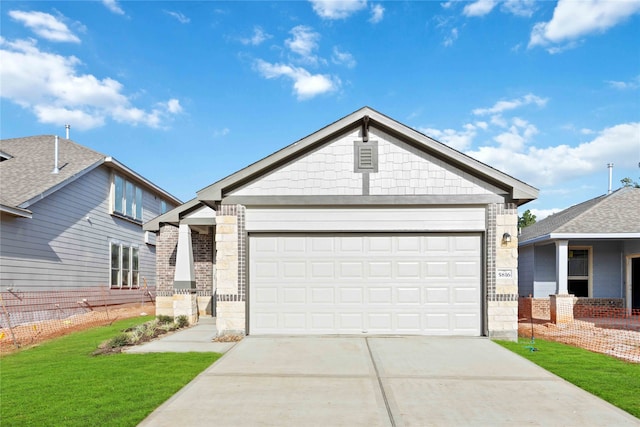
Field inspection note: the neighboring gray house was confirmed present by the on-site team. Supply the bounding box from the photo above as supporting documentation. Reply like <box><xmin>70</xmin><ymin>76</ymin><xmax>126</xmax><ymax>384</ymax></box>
<box><xmin>0</xmin><ymin>135</ymin><xmax>181</xmax><ymax>298</ymax></box>
<box><xmin>518</xmin><ymin>187</ymin><xmax>640</xmax><ymax>311</ymax></box>
<box><xmin>145</xmin><ymin>107</ymin><xmax>538</xmax><ymax>340</ymax></box>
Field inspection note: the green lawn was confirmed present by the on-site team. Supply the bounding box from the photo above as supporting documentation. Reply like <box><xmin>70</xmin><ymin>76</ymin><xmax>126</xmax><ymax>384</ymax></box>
<box><xmin>497</xmin><ymin>338</ymin><xmax>640</xmax><ymax>418</ymax></box>
<box><xmin>0</xmin><ymin>316</ymin><xmax>221</xmax><ymax>426</ymax></box>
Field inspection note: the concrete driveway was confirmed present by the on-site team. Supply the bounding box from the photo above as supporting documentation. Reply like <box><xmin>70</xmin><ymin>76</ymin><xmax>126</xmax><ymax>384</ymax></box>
<box><xmin>139</xmin><ymin>336</ymin><xmax>639</xmax><ymax>427</ymax></box>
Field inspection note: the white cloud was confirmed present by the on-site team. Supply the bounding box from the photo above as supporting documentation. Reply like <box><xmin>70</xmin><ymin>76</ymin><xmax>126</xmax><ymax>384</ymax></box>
<box><xmin>467</xmin><ymin>122</ymin><xmax>640</xmax><ymax>187</ymax></box>
<box><xmin>529</xmin><ymin>208</ymin><xmax>562</xmax><ymax>221</ymax></box>
<box><xmin>0</xmin><ymin>38</ymin><xmax>181</xmax><ymax>130</ymax></box>
<box><xmin>286</xmin><ymin>26</ymin><xmax>321</xmax><ymax>64</ymax></box>
<box><xmin>164</xmin><ymin>10</ymin><xmax>190</xmax><ymax>24</ymax></box>
<box><xmin>165</xmin><ymin>99</ymin><xmax>183</xmax><ymax>114</ymax></box>
<box><xmin>607</xmin><ymin>75</ymin><xmax>640</xmax><ymax>90</ymax></box>
<box><xmin>331</xmin><ymin>47</ymin><xmax>356</xmax><ymax>68</ymax></box>
<box><xmin>369</xmin><ymin>4</ymin><xmax>384</xmax><ymax>23</ymax></box>
<box><xmin>421</xmin><ymin>123</ymin><xmax>478</xmax><ymax>151</ymax></box>
<box><xmin>254</xmin><ymin>59</ymin><xmax>339</xmax><ymax>100</ymax></box>
<box><xmin>9</xmin><ymin>10</ymin><xmax>80</xmax><ymax>43</ymax></box>
<box><xmin>501</xmin><ymin>0</ymin><xmax>536</xmax><ymax>17</ymax></box>
<box><xmin>473</xmin><ymin>93</ymin><xmax>548</xmax><ymax>116</ymax></box>
<box><xmin>240</xmin><ymin>26</ymin><xmax>271</xmax><ymax>46</ymax></box>
<box><xmin>102</xmin><ymin>0</ymin><xmax>125</xmax><ymax>15</ymax></box>
<box><xmin>529</xmin><ymin>0</ymin><xmax>640</xmax><ymax>51</ymax></box>
<box><xmin>443</xmin><ymin>28</ymin><xmax>459</xmax><ymax>47</ymax></box>
<box><xmin>493</xmin><ymin>117</ymin><xmax>538</xmax><ymax>151</ymax></box>
<box><xmin>310</xmin><ymin>0</ymin><xmax>368</xmax><ymax>20</ymax></box>
<box><xmin>463</xmin><ymin>0</ymin><xmax>497</xmax><ymax>17</ymax></box>
<box><xmin>213</xmin><ymin>128</ymin><xmax>230</xmax><ymax>138</ymax></box>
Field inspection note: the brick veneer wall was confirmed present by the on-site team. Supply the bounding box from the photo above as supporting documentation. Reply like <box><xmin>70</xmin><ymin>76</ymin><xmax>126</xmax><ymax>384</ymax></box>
<box><xmin>573</xmin><ymin>298</ymin><xmax>624</xmax><ymax>317</ymax></box>
<box><xmin>156</xmin><ymin>224</ymin><xmax>178</xmax><ymax>297</ymax></box>
<box><xmin>194</xmin><ymin>232</ymin><xmax>213</xmax><ymax>296</ymax></box>
<box><xmin>519</xmin><ymin>297</ymin><xmax>551</xmax><ymax>320</ymax></box>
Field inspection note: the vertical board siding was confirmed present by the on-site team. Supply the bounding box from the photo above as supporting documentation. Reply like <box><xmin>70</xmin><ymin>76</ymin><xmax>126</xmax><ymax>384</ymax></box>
<box><xmin>0</xmin><ymin>166</ymin><xmax>166</xmax><ymax>290</ymax></box>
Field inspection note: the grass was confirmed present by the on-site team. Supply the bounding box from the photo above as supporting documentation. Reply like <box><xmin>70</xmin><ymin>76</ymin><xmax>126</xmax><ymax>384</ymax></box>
<box><xmin>497</xmin><ymin>338</ymin><xmax>640</xmax><ymax>418</ymax></box>
<box><xmin>0</xmin><ymin>316</ymin><xmax>221</xmax><ymax>426</ymax></box>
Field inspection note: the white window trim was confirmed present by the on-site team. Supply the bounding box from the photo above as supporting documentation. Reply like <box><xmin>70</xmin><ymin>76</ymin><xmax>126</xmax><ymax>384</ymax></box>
<box><xmin>568</xmin><ymin>246</ymin><xmax>593</xmax><ymax>297</ymax></box>
<box><xmin>111</xmin><ymin>172</ymin><xmax>144</xmax><ymax>223</ymax></box>
<box><xmin>110</xmin><ymin>240</ymin><xmax>140</xmax><ymax>289</ymax></box>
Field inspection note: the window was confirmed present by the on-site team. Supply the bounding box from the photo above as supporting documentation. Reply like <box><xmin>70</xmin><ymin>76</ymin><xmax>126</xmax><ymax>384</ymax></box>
<box><xmin>160</xmin><ymin>200</ymin><xmax>167</xmax><ymax>214</ymax></box>
<box><xmin>112</xmin><ymin>173</ymin><xmax>143</xmax><ymax>221</ymax></box>
<box><xmin>568</xmin><ymin>248</ymin><xmax>591</xmax><ymax>297</ymax></box>
<box><xmin>110</xmin><ymin>242</ymin><xmax>139</xmax><ymax>289</ymax></box>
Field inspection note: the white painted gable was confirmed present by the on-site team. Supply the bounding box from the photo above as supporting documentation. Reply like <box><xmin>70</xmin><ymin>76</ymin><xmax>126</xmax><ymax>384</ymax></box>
<box><xmin>230</xmin><ymin>127</ymin><xmax>504</xmax><ymax>197</ymax></box>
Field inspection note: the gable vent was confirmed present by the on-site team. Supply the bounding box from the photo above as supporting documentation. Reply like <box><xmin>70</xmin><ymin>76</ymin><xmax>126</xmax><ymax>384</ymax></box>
<box><xmin>354</xmin><ymin>140</ymin><xmax>378</xmax><ymax>173</ymax></box>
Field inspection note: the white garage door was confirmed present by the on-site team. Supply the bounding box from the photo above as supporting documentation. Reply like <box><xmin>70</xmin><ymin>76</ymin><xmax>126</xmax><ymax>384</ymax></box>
<box><xmin>249</xmin><ymin>234</ymin><xmax>482</xmax><ymax>335</ymax></box>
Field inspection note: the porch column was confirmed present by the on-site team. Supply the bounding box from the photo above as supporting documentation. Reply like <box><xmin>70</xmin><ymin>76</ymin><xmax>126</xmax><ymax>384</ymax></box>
<box><xmin>555</xmin><ymin>240</ymin><xmax>569</xmax><ymax>294</ymax></box>
<box><xmin>174</xmin><ymin>223</ymin><xmax>196</xmax><ymax>290</ymax></box>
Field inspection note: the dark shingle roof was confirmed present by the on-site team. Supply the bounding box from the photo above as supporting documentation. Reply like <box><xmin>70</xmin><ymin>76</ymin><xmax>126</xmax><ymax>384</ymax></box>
<box><xmin>0</xmin><ymin>135</ymin><xmax>105</xmax><ymax>209</ymax></box>
<box><xmin>519</xmin><ymin>187</ymin><xmax>640</xmax><ymax>243</ymax></box>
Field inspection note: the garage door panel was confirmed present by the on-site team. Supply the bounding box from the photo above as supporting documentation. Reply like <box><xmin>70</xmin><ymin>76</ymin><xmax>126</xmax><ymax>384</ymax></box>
<box><xmin>282</xmin><ymin>287</ymin><xmax>306</xmax><ymax>304</ymax></box>
<box><xmin>368</xmin><ymin>313</ymin><xmax>392</xmax><ymax>330</ymax></box>
<box><xmin>368</xmin><ymin>287</ymin><xmax>392</xmax><ymax>304</ymax></box>
<box><xmin>369</xmin><ymin>261</ymin><xmax>392</xmax><ymax>277</ymax></box>
<box><xmin>311</xmin><ymin>262</ymin><xmax>334</xmax><ymax>277</ymax></box>
<box><xmin>250</xmin><ymin>234</ymin><xmax>481</xmax><ymax>335</ymax></box>
<box><xmin>339</xmin><ymin>287</ymin><xmax>363</xmax><ymax>303</ymax></box>
<box><xmin>397</xmin><ymin>287</ymin><xmax>420</xmax><ymax>304</ymax></box>
<box><xmin>311</xmin><ymin>287</ymin><xmax>334</xmax><ymax>304</ymax></box>
<box><xmin>283</xmin><ymin>262</ymin><xmax>306</xmax><ymax>278</ymax></box>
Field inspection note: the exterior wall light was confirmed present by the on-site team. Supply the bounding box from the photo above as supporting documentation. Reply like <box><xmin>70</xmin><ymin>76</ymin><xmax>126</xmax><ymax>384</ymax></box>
<box><xmin>502</xmin><ymin>232</ymin><xmax>512</xmax><ymax>244</ymax></box>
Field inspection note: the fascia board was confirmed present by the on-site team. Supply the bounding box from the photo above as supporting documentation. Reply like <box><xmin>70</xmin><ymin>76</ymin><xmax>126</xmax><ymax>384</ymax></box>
<box><xmin>550</xmin><ymin>233</ymin><xmax>640</xmax><ymax>239</ymax></box>
<box><xmin>143</xmin><ymin>198</ymin><xmax>202</xmax><ymax>231</ymax></box>
<box><xmin>196</xmin><ymin>106</ymin><xmax>538</xmax><ymax>204</ymax></box>
<box><xmin>519</xmin><ymin>232</ymin><xmax>640</xmax><ymax>246</ymax></box>
<box><xmin>0</xmin><ymin>204</ymin><xmax>32</xmax><ymax>218</ymax></box>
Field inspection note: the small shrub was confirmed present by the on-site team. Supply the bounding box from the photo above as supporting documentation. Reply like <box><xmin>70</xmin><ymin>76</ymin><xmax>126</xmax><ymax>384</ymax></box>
<box><xmin>175</xmin><ymin>315</ymin><xmax>189</xmax><ymax>329</ymax></box>
<box><xmin>156</xmin><ymin>315</ymin><xmax>173</xmax><ymax>325</ymax></box>
<box><xmin>107</xmin><ymin>333</ymin><xmax>131</xmax><ymax>348</ymax></box>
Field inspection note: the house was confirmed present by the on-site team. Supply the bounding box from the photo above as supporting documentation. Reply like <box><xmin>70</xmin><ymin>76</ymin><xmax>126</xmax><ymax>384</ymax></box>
<box><xmin>0</xmin><ymin>135</ymin><xmax>181</xmax><ymax>315</ymax></box>
<box><xmin>518</xmin><ymin>187</ymin><xmax>640</xmax><ymax>317</ymax></box>
<box><xmin>144</xmin><ymin>107</ymin><xmax>538</xmax><ymax>340</ymax></box>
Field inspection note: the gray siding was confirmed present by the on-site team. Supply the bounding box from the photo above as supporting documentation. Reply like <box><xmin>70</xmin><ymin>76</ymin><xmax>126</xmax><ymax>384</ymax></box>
<box><xmin>624</xmin><ymin>239</ymin><xmax>640</xmax><ymax>256</ymax></box>
<box><xmin>0</xmin><ymin>166</ymin><xmax>173</xmax><ymax>290</ymax></box>
<box><xmin>518</xmin><ymin>245</ymin><xmax>534</xmax><ymax>297</ymax></box>
<box><xmin>533</xmin><ymin>244</ymin><xmax>556</xmax><ymax>297</ymax></box>
<box><xmin>590</xmin><ymin>240</ymin><xmax>623</xmax><ymax>298</ymax></box>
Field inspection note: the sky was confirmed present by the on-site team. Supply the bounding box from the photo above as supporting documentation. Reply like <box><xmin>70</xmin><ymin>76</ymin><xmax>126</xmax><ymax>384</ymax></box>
<box><xmin>1</xmin><ymin>0</ymin><xmax>639</xmax><ymax>220</ymax></box>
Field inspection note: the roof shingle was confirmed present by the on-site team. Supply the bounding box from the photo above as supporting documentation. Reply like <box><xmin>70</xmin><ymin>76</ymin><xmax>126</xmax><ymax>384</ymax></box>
<box><xmin>0</xmin><ymin>135</ymin><xmax>105</xmax><ymax>208</ymax></box>
<box><xmin>519</xmin><ymin>187</ymin><xmax>640</xmax><ymax>243</ymax></box>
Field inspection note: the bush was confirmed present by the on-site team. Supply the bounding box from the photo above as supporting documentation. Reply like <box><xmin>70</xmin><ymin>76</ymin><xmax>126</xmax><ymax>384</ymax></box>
<box><xmin>107</xmin><ymin>333</ymin><xmax>131</xmax><ymax>348</ymax></box>
<box><xmin>156</xmin><ymin>315</ymin><xmax>173</xmax><ymax>325</ymax></box>
<box><xmin>175</xmin><ymin>315</ymin><xmax>189</xmax><ymax>329</ymax></box>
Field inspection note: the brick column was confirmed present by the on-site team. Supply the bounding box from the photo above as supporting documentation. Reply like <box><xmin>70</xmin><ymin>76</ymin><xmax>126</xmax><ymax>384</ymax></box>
<box><xmin>487</xmin><ymin>203</ymin><xmax>519</xmax><ymax>341</ymax></box>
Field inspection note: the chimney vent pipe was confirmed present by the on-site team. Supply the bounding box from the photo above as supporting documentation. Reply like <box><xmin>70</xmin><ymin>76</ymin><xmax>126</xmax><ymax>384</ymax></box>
<box><xmin>65</xmin><ymin>124</ymin><xmax>70</xmax><ymax>139</ymax></box>
<box><xmin>52</xmin><ymin>135</ymin><xmax>60</xmax><ymax>174</ymax></box>
<box><xmin>607</xmin><ymin>163</ymin><xmax>614</xmax><ymax>194</ymax></box>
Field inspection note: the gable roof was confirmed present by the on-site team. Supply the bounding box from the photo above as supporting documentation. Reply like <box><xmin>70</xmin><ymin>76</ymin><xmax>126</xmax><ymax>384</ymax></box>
<box><xmin>519</xmin><ymin>186</ymin><xmax>640</xmax><ymax>245</ymax></box>
<box><xmin>197</xmin><ymin>106</ymin><xmax>538</xmax><ymax>203</ymax></box>
<box><xmin>0</xmin><ymin>135</ymin><xmax>181</xmax><ymax>217</ymax></box>
<box><xmin>145</xmin><ymin>107</ymin><xmax>539</xmax><ymax>232</ymax></box>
